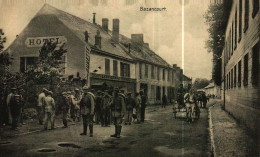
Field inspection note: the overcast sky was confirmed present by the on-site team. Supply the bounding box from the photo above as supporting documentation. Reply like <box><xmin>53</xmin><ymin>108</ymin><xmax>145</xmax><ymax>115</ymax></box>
<box><xmin>0</xmin><ymin>0</ymin><xmax>213</xmax><ymax>80</ymax></box>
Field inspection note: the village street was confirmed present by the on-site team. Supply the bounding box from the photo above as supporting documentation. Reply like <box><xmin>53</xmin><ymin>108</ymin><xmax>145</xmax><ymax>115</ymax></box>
<box><xmin>0</xmin><ymin>104</ymin><xmax>211</xmax><ymax>157</ymax></box>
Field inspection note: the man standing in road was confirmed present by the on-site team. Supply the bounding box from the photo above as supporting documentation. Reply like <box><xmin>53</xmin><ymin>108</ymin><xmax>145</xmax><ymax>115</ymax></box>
<box><xmin>79</xmin><ymin>86</ymin><xmax>95</xmax><ymax>137</ymax></box>
<box><xmin>37</xmin><ymin>88</ymin><xmax>48</xmax><ymax>125</ymax></box>
<box><xmin>43</xmin><ymin>91</ymin><xmax>56</xmax><ymax>130</ymax></box>
<box><xmin>140</xmin><ymin>91</ymin><xmax>147</xmax><ymax>123</ymax></box>
<box><xmin>162</xmin><ymin>94</ymin><xmax>167</xmax><ymax>108</ymax></box>
<box><xmin>95</xmin><ymin>90</ymin><xmax>102</xmax><ymax>125</ymax></box>
<box><xmin>61</xmin><ymin>92</ymin><xmax>70</xmax><ymax>128</ymax></box>
<box><xmin>125</xmin><ymin>92</ymin><xmax>135</xmax><ymax>125</ymax></box>
<box><xmin>110</xmin><ymin>88</ymin><xmax>126</xmax><ymax>138</ymax></box>
<box><xmin>135</xmin><ymin>92</ymin><xmax>142</xmax><ymax>124</ymax></box>
<box><xmin>6</xmin><ymin>87</ymin><xmax>17</xmax><ymax>125</ymax></box>
<box><xmin>9</xmin><ymin>94</ymin><xmax>22</xmax><ymax>130</ymax></box>
<box><xmin>101</xmin><ymin>90</ymin><xmax>111</xmax><ymax>127</ymax></box>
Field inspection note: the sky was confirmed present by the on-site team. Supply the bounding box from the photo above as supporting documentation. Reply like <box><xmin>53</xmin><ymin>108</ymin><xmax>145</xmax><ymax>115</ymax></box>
<box><xmin>0</xmin><ymin>0</ymin><xmax>213</xmax><ymax>80</ymax></box>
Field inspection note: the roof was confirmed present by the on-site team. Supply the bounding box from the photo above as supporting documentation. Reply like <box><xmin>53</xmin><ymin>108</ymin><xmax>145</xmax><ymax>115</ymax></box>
<box><xmin>204</xmin><ymin>82</ymin><xmax>215</xmax><ymax>89</ymax></box>
<box><xmin>6</xmin><ymin>4</ymin><xmax>174</xmax><ymax>67</ymax></box>
<box><xmin>182</xmin><ymin>74</ymin><xmax>192</xmax><ymax>81</ymax></box>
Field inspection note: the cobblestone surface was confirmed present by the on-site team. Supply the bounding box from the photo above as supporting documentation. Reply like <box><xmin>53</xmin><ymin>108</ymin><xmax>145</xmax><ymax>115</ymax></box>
<box><xmin>209</xmin><ymin>100</ymin><xmax>259</xmax><ymax>157</ymax></box>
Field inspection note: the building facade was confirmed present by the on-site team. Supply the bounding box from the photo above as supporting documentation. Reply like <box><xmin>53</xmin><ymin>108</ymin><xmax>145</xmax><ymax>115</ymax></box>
<box><xmin>221</xmin><ymin>0</ymin><xmax>259</xmax><ymax>137</ymax></box>
<box><xmin>5</xmin><ymin>4</ymin><xmax>185</xmax><ymax>104</ymax></box>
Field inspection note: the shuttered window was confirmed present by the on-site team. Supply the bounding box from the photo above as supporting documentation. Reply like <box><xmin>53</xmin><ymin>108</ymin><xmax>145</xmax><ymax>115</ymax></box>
<box><xmin>105</xmin><ymin>58</ymin><xmax>110</xmax><ymax>75</ymax></box>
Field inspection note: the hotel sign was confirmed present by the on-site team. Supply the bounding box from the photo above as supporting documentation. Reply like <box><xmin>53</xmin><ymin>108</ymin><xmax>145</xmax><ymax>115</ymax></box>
<box><xmin>25</xmin><ymin>36</ymin><xmax>67</xmax><ymax>47</ymax></box>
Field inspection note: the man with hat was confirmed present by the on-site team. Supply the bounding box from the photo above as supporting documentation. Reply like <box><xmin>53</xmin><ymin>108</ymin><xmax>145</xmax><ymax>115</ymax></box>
<box><xmin>72</xmin><ymin>88</ymin><xmax>81</xmax><ymax>122</ymax></box>
<box><xmin>101</xmin><ymin>90</ymin><xmax>111</xmax><ymax>127</ymax></box>
<box><xmin>9</xmin><ymin>93</ymin><xmax>22</xmax><ymax>130</ymax></box>
<box><xmin>43</xmin><ymin>91</ymin><xmax>56</xmax><ymax>130</ymax></box>
<box><xmin>95</xmin><ymin>90</ymin><xmax>102</xmax><ymax>125</ymax></box>
<box><xmin>125</xmin><ymin>92</ymin><xmax>135</xmax><ymax>125</ymax></box>
<box><xmin>61</xmin><ymin>92</ymin><xmax>71</xmax><ymax>128</ymax></box>
<box><xmin>37</xmin><ymin>88</ymin><xmax>48</xmax><ymax>125</ymax></box>
<box><xmin>135</xmin><ymin>92</ymin><xmax>142</xmax><ymax>124</ymax></box>
<box><xmin>6</xmin><ymin>87</ymin><xmax>17</xmax><ymax>125</ymax></box>
<box><xmin>79</xmin><ymin>86</ymin><xmax>95</xmax><ymax>136</ymax></box>
<box><xmin>110</xmin><ymin>87</ymin><xmax>126</xmax><ymax>138</ymax></box>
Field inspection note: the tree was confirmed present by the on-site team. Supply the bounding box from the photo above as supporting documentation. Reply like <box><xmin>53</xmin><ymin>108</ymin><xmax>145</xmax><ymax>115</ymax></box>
<box><xmin>25</xmin><ymin>41</ymin><xmax>67</xmax><ymax>90</ymax></box>
<box><xmin>204</xmin><ymin>1</ymin><xmax>232</xmax><ymax>86</ymax></box>
<box><xmin>192</xmin><ymin>78</ymin><xmax>210</xmax><ymax>91</ymax></box>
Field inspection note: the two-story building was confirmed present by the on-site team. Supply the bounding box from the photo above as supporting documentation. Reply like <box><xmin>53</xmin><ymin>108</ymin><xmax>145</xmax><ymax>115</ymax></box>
<box><xmin>221</xmin><ymin>0</ymin><xmax>259</xmax><ymax>139</ymax></box>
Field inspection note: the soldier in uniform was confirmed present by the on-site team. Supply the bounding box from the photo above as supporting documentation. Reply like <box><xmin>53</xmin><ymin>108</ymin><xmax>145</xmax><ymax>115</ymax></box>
<box><xmin>6</xmin><ymin>87</ymin><xmax>17</xmax><ymax>125</ymax></box>
<box><xmin>110</xmin><ymin>88</ymin><xmax>126</xmax><ymax>138</ymax></box>
<box><xmin>9</xmin><ymin>94</ymin><xmax>22</xmax><ymax>130</ymax></box>
<box><xmin>79</xmin><ymin>86</ymin><xmax>95</xmax><ymax>137</ymax></box>
<box><xmin>61</xmin><ymin>92</ymin><xmax>70</xmax><ymax>128</ymax></box>
<box><xmin>101</xmin><ymin>90</ymin><xmax>111</xmax><ymax>127</ymax></box>
<box><xmin>37</xmin><ymin>88</ymin><xmax>48</xmax><ymax>125</ymax></box>
<box><xmin>140</xmin><ymin>91</ymin><xmax>147</xmax><ymax>123</ymax></box>
<box><xmin>43</xmin><ymin>91</ymin><xmax>56</xmax><ymax>130</ymax></box>
<box><xmin>95</xmin><ymin>90</ymin><xmax>102</xmax><ymax>125</ymax></box>
<box><xmin>124</xmin><ymin>92</ymin><xmax>135</xmax><ymax>125</ymax></box>
<box><xmin>73</xmin><ymin>88</ymin><xmax>81</xmax><ymax>122</ymax></box>
<box><xmin>135</xmin><ymin>92</ymin><xmax>142</xmax><ymax>124</ymax></box>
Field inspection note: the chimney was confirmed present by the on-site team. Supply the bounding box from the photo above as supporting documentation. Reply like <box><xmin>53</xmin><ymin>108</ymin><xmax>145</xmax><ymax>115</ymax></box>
<box><xmin>93</xmin><ymin>13</ymin><xmax>96</xmax><ymax>24</ymax></box>
<box><xmin>94</xmin><ymin>30</ymin><xmax>101</xmax><ymax>49</ymax></box>
<box><xmin>102</xmin><ymin>18</ymin><xmax>109</xmax><ymax>32</ymax></box>
<box><xmin>173</xmin><ymin>64</ymin><xmax>177</xmax><ymax>68</ymax></box>
<box><xmin>112</xmin><ymin>19</ymin><xmax>119</xmax><ymax>43</ymax></box>
<box><xmin>84</xmin><ymin>31</ymin><xmax>89</xmax><ymax>43</ymax></box>
<box><xmin>131</xmin><ymin>34</ymin><xmax>144</xmax><ymax>46</ymax></box>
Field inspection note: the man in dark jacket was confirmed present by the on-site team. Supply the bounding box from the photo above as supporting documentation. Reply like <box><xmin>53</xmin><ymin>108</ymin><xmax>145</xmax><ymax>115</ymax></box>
<box><xmin>124</xmin><ymin>92</ymin><xmax>135</xmax><ymax>125</ymax></box>
<box><xmin>95</xmin><ymin>91</ymin><xmax>102</xmax><ymax>125</ymax></box>
<box><xmin>162</xmin><ymin>94</ymin><xmax>167</xmax><ymax>108</ymax></box>
<box><xmin>101</xmin><ymin>90</ymin><xmax>111</xmax><ymax>127</ymax></box>
<box><xmin>140</xmin><ymin>91</ymin><xmax>147</xmax><ymax>123</ymax></box>
<box><xmin>110</xmin><ymin>88</ymin><xmax>126</xmax><ymax>138</ymax></box>
<box><xmin>10</xmin><ymin>94</ymin><xmax>22</xmax><ymax>130</ymax></box>
<box><xmin>79</xmin><ymin>86</ymin><xmax>95</xmax><ymax>137</ymax></box>
<box><xmin>61</xmin><ymin>92</ymin><xmax>70</xmax><ymax>128</ymax></box>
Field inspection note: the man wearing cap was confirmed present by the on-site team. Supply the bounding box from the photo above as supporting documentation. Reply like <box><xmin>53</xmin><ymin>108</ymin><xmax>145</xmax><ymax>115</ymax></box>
<box><xmin>61</xmin><ymin>92</ymin><xmax>70</xmax><ymax>128</ymax></box>
<box><xmin>6</xmin><ymin>87</ymin><xmax>17</xmax><ymax>125</ymax></box>
<box><xmin>110</xmin><ymin>88</ymin><xmax>126</xmax><ymax>138</ymax></box>
<box><xmin>43</xmin><ymin>91</ymin><xmax>56</xmax><ymax>130</ymax></box>
<box><xmin>125</xmin><ymin>92</ymin><xmax>135</xmax><ymax>125</ymax></box>
<box><xmin>140</xmin><ymin>91</ymin><xmax>147</xmax><ymax>123</ymax></box>
<box><xmin>135</xmin><ymin>92</ymin><xmax>142</xmax><ymax>124</ymax></box>
<box><xmin>72</xmin><ymin>88</ymin><xmax>81</xmax><ymax>122</ymax></box>
<box><xmin>101</xmin><ymin>90</ymin><xmax>111</xmax><ymax>127</ymax></box>
<box><xmin>37</xmin><ymin>88</ymin><xmax>48</xmax><ymax>125</ymax></box>
<box><xmin>79</xmin><ymin>86</ymin><xmax>95</xmax><ymax>136</ymax></box>
<box><xmin>9</xmin><ymin>94</ymin><xmax>22</xmax><ymax>130</ymax></box>
<box><xmin>95</xmin><ymin>90</ymin><xmax>102</xmax><ymax>125</ymax></box>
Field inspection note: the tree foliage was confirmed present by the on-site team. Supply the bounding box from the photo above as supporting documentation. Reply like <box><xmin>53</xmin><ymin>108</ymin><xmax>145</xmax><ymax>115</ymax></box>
<box><xmin>204</xmin><ymin>1</ymin><xmax>232</xmax><ymax>86</ymax></box>
<box><xmin>25</xmin><ymin>41</ymin><xmax>67</xmax><ymax>86</ymax></box>
<box><xmin>192</xmin><ymin>78</ymin><xmax>210</xmax><ymax>91</ymax></box>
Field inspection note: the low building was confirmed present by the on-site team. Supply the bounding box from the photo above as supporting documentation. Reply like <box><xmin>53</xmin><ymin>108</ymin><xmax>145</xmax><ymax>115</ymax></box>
<box><xmin>182</xmin><ymin>74</ymin><xmax>192</xmax><ymax>89</ymax></box>
<box><xmin>221</xmin><ymin>0</ymin><xmax>259</xmax><ymax>138</ymax></box>
<box><xmin>204</xmin><ymin>82</ymin><xmax>221</xmax><ymax>98</ymax></box>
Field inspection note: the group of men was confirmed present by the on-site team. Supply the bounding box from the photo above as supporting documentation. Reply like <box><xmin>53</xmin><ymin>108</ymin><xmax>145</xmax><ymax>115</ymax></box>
<box><xmin>36</xmin><ymin>86</ymin><xmax>147</xmax><ymax>138</ymax></box>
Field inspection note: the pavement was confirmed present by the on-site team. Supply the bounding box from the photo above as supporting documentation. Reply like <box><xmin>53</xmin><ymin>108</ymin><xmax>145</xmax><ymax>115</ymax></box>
<box><xmin>0</xmin><ymin>105</ymin><xmax>211</xmax><ymax>157</ymax></box>
<box><xmin>209</xmin><ymin>100</ymin><xmax>259</xmax><ymax>157</ymax></box>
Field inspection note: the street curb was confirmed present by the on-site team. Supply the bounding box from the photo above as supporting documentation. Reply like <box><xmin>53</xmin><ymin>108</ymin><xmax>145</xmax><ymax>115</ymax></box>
<box><xmin>208</xmin><ymin>106</ymin><xmax>217</xmax><ymax>157</ymax></box>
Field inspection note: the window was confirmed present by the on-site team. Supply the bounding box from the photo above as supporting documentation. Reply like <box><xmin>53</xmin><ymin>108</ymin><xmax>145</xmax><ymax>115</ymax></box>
<box><xmin>231</xmin><ymin>69</ymin><xmax>233</xmax><ymax>88</ymax></box>
<box><xmin>163</xmin><ymin>69</ymin><xmax>165</xmax><ymax>80</ymax></box>
<box><xmin>238</xmin><ymin>61</ymin><xmax>241</xmax><ymax>87</ymax></box>
<box><xmin>229</xmin><ymin>72</ymin><xmax>231</xmax><ymax>89</ymax></box>
<box><xmin>234</xmin><ymin>9</ymin><xmax>237</xmax><ymax>49</ymax></box>
<box><xmin>243</xmin><ymin>53</ymin><xmax>248</xmax><ymax>86</ymax></box>
<box><xmin>172</xmin><ymin>71</ymin><xmax>175</xmax><ymax>83</ymax></box>
<box><xmin>239</xmin><ymin>0</ymin><xmax>242</xmax><ymax>41</ymax></box>
<box><xmin>244</xmin><ymin>0</ymin><xmax>249</xmax><ymax>32</ymax></box>
<box><xmin>139</xmin><ymin>63</ymin><xmax>142</xmax><ymax>79</ymax></box>
<box><xmin>226</xmin><ymin>74</ymin><xmax>228</xmax><ymax>90</ymax></box>
<box><xmin>157</xmin><ymin>67</ymin><xmax>160</xmax><ymax>80</ymax></box>
<box><xmin>234</xmin><ymin>65</ymin><xmax>237</xmax><ymax>87</ymax></box>
<box><xmin>231</xmin><ymin>22</ymin><xmax>233</xmax><ymax>55</ymax></box>
<box><xmin>167</xmin><ymin>69</ymin><xmax>170</xmax><ymax>81</ymax></box>
<box><xmin>145</xmin><ymin>64</ymin><xmax>148</xmax><ymax>78</ymax></box>
<box><xmin>20</xmin><ymin>57</ymin><xmax>38</xmax><ymax>73</ymax></box>
<box><xmin>252</xmin><ymin>0</ymin><xmax>259</xmax><ymax>18</ymax></box>
<box><xmin>229</xmin><ymin>31</ymin><xmax>232</xmax><ymax>59</ymax></box>
<box><xmin>120</xmin><ymin>62</ymin><xmax>130</xmax><ymax>77</ymax></box>
<box><xmin>105</xmin><ymin>58</ymin><xmax>110</xmax><ymax>75</ymax></box>
<box><xmin>252</xmin><ymin>43</ymin><xmax>259</xmax><ymax>85</ymax></box>
<box><xmin>113</xmin><ymin>60</ymin><xmax>118</xmax><ymax>76</ymax></box>
<box><xmin>151</xmin><ymin>65</ymin><xmax>154</xmax><ymax>79</ymax></box>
